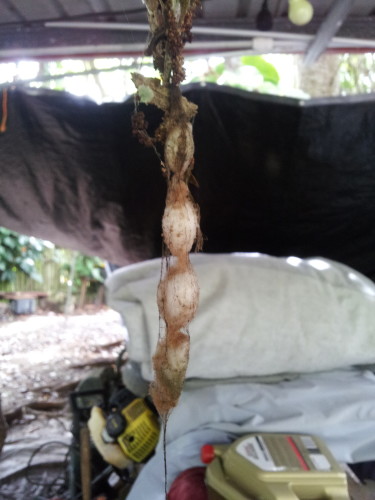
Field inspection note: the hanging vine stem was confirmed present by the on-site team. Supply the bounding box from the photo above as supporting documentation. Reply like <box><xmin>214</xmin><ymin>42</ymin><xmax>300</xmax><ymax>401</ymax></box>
<box><xmin>131</xmin><ymin>0</ymin><xmax>202</xmax><ymax>495</ymax></box>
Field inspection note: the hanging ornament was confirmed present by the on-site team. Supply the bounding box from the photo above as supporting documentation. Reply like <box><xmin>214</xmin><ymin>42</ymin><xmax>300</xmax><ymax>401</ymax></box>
<box><xmin>256</xmin><ymin>0</ymin><xmax>273</xmax><ymax>31</ymax></box>
<box><xmin>288</xmin><ymin>0</ymin><xmax>314</xmax><ymax>26</ymax></box>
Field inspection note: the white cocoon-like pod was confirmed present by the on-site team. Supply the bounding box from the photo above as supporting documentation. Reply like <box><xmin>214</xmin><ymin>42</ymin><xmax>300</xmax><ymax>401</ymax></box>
<box><xmin>166</xmin><ymin>333</ymin><xmax>189</xmax><ymax>374</ymax></box>
<box><xmin>162</xmin><ymin>196</ymin><xmax>198</xmax><ymax>256</ymax></box>
<box><xmin>162</xmin><ymin>266</ymin><xmax>199</xmax><ymax>328</ymax></box>
<box><xmin>164</xmin><ymin>123</ymin><xmax>194</xmax><ymax>174</ymax></box>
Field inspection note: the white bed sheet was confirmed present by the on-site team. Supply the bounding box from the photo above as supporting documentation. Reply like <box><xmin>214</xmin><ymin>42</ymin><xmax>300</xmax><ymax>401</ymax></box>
<box><xmin>127</xmin><ymin>368</ymin><xmax>375</xmax><ymax>499</ymax></box>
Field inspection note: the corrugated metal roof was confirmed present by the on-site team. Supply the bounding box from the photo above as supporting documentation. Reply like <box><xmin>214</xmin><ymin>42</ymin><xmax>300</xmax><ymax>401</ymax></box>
<box><xmin>0</xmin><ymin>0</ymin><xmax>375</xmax><ymax>60</ymax></box>
<box><xmin>1</xmin><ymin>0</ymin><xmax>374</xmax><ymax>24</ymax></box>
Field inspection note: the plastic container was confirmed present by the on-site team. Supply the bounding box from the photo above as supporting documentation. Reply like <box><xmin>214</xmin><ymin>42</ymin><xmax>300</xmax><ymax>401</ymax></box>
<box><xmin>202</xmin><ymin>433</ymin><xmax>350</xmax><ymax>500</ymax></box>
<box><xmin>10</xmin><ymin>298</ymin><xmax>36</xmax><ymax>315</ymax></box>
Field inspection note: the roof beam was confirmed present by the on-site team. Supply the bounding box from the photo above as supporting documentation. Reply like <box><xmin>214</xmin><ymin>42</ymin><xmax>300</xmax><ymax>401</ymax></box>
<box><xmin>1</xmin><ymin>15</ymin><xmax>375</xmax><ymax>62</ymax></box>
<box><xmin>2</xmin><ymin>0</ymin><xmax>27</xmax><ymax>22</ymax></box>
<box><xmin>304</xmin><ymin>0</ymin><xmax>355</xmax><ymax>66</ymax></box>
<box><xmin>236</xmin><ymin>0</ymin><xmax>251</xmax><ymax>18</ymax></box>
<box><xmin>49</xmin><ymin>0</ymin><xmax>69</xmax><ymax>18</ymax></box>
<box><xmin>85</xmin><ymin>0</ymin><xmax>111</xmax><ymax>13</ymax></box>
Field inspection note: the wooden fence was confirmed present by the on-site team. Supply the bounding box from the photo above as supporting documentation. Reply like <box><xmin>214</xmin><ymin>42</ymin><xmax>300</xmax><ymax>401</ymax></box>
<box><xmin>0</xmin><ymin>250</ymin><xmax>104</xmax><ymax>310</ymax></box>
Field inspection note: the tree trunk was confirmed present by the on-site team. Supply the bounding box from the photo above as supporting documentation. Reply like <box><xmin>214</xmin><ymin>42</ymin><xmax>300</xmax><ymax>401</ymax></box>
<box><xmin>299</xmin><ymin>53</ymin><xmax>340</xmax><ymax>98</ymax></box>
<box><xmin>78</xmin><ymin>277</ymin><xmax>89</xmax><ymax>309</ymax></box>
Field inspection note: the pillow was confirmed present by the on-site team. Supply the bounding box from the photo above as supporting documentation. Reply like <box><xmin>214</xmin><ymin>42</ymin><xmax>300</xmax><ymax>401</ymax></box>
<box><xmin>106</xmin><ymin>253</ymin><xmax>375</xmax><ymax>380</ymax></box>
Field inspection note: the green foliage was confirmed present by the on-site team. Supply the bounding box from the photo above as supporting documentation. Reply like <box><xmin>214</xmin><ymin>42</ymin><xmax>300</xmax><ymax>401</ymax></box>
<box><xmin>241</xmin><ymin>55</ymin><xmax>280</xmax><ymax>85</ymax></box>
<box><xmin>205</xmin><ymin>62</ymin><xmax>226</xmax><ymax>83</ymax></box>
<box><xmin>60</xmin><ymin>252</ymin><xmax>105</xmax><ymax>294</ymax></box>
<box><xmin>188</xmin><ymin>62</ymin><xmax>225</xmax><ymax>84</ymax></box>
<box><xmin>74</xmin><ymin>254</ymin><xmax>104</xmax><ymax>284</ymax></box>
<box><xmin>0</xmin><ymin>228</ymin><xmax>47</xmax><ymax>283</ymax></box>
<box><xmin>187</xmin><ymin>56</ymin><xmax>280</xmax><ymax>93</ymax></box>
<box><xmin>0</xmin><ymin>227</ymin><xmax>105</xmax><ymax>305</ymax></box>
<box><xmin>338</xmin><ymin>53</ymin><xmax>375</xmax><ymax>94</ymax></box>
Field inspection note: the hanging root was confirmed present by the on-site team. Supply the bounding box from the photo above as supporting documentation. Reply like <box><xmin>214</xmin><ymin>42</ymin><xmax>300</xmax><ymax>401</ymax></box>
<box><xmin>165</xmin><ymin>122</ymin><xmax>194</xmax><ymax>175</ymax></box>
<box><xmin>150</xmin><ymin>330</ymin><xmax>190</xmax><ymax>418</ymax></box>
<box><xmin>162</xmin><ymin>177</ymin><xmax>201</xmax><ymax>258</ymax></box>
<box><xmin>132</xmin><ymin>0</ymin><xmax>202</xmax><ymax>419</ymax></box>
<box><xmin>154</xmin><ymin>256</ymin><xmax>199</xmax><ymax>417</ymax></box>
<box><xmin>158</xmin><ymin>260</ymin><xmax>199</xmax><ymax>330</ymax></box>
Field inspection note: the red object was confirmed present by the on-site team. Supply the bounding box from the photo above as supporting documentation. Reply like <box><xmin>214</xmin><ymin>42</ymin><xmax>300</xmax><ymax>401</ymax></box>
<box><xmin>168</xmin><ymin>467</ymin><xmax>208</xmax><ymax>500</ymax></box>
<box><xmin>201</xmin><ymin>444</ymin><xmax>216</xmax><ymax>464</ymax></box>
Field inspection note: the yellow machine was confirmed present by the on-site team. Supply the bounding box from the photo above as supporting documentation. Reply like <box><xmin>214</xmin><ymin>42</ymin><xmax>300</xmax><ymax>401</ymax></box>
<box><xmin>201</xmin><ymin>433</ymin><xmax>350</xmax><ymax>500</ymax></box>
<box><xmin>102</xmin><ymin>388</ymin><xmax>160</xmax><ymax>463</ymax></box>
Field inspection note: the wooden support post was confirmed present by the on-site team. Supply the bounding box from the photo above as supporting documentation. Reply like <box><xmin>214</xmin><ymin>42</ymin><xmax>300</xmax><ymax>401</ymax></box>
<box><xmin>80</xmin><ymin>426</ymin><xmax>91</xmax><ymax>500</ymax></box>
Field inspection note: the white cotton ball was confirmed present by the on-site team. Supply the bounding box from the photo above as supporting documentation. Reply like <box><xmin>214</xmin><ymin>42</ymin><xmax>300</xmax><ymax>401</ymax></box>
<box><xmin>163</xmin><ymin>267</ymin><xmax>199</xmax><ymax>328</ymax></box>
<box><xmin>162</xmin><ymin>197</ymin><xmax>198</xmax><ymax>256</ymax></box>
<box><xmin>164</xmin><ymin>123</ymin><xmax>194</xmax><ymax>174</ymax></box>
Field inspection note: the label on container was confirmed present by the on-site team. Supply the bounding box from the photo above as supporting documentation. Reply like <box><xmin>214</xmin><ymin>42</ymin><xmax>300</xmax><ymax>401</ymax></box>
<box><xmin>300</xmin><ymin>435</ymin><xmax>331</xmax><ymax>471</ymax></box>
<box><xmin>236</xmin><ymin>436</ymin><xmax>285</xmax><ymax>471</ymax></box>
<box><xmin>237</xmin><ymin>435</ymin><xmax>333</xmax><ymax>472</ymax></box>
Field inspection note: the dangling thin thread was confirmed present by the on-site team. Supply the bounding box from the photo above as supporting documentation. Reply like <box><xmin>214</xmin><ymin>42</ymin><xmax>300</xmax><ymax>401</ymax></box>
<box><xmin>163</xmin><ymin>417</ymin><xmax>168</xmax><ymax>498</ymax></box>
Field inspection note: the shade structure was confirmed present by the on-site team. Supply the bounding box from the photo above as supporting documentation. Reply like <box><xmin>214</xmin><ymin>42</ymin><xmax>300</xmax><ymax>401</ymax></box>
<box><xmin>1</xmin><ymin>84</ymin><xmax>375</xmax><ymax>279</ymax></box>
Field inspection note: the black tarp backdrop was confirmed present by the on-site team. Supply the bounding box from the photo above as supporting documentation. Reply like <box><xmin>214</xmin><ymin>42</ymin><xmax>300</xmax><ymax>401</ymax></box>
<box><xmin>1</xmin><ymin>85</ymin><xmax>375</xmax><ymax>279</ymax></box>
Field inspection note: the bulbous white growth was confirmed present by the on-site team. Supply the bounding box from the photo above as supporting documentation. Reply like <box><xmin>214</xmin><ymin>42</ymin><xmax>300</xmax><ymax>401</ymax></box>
<box><xmin>162</xmin><ymin>197</ymin><xmax>198</xmax><ymax>256</ymax></box>
<box><xmin>166</xmin><ymin>334</ymin><xmax>189</xmax><ymax>374</ymax></box>
<box><xmin>162</xmin><ymin>267</ymin><xmax>199</xmax><ymax>328</ymax></box>
<box><xmin>164</xmin><ymin>123</ymin><xmax>194</xmax><ymax>174</ymax></box>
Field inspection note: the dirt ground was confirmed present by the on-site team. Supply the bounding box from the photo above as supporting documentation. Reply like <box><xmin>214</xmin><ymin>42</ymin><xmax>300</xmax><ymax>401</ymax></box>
<box><xmin>0</xmin><ymin>307</ymin><xmax>128</xmax><ymax>499</ymax></box>
<box><xmin>0</xmin><ymin>306</ymin><xmax>127</xmax><ymax>416</ymax></box>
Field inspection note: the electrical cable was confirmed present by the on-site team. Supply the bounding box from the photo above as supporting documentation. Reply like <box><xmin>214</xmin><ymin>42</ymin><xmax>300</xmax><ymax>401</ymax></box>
<box><xmin>2</xmin><ymin>352</ymin><xmax>136</xmax><ymax>499</ymax></box>
<box><xmin>23</xmin><ymin>440</ymin><xmax>71</xmax><ymax>498</ymax></box>
<box><xmin>115</xmin><ymin>347</ymin><xmax>128</xmax><ymax>378</ymax></box>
